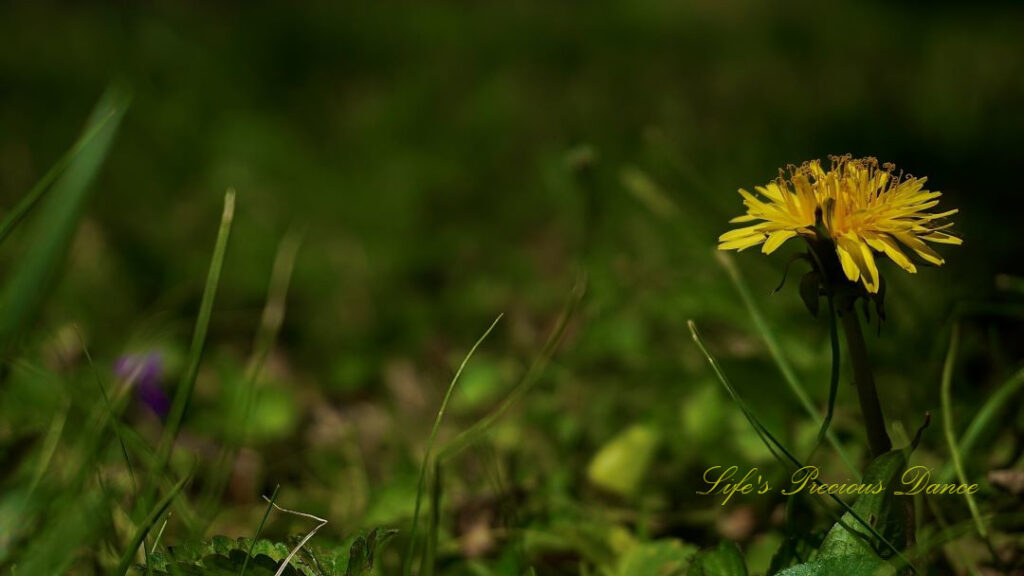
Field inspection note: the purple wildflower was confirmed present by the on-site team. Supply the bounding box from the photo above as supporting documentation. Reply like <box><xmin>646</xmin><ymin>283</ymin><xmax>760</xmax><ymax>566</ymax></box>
<box><xmin>114</xmin><ymin>352</ymin><xmax>170</xmax><ymax>417</ymax></box>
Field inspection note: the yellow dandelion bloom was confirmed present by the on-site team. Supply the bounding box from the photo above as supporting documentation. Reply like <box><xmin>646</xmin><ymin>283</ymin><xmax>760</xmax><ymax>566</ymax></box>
<box><xmin>718</xmin><ymin>155</ymin><xmax>962</xmax><ymax>293</ymax></box>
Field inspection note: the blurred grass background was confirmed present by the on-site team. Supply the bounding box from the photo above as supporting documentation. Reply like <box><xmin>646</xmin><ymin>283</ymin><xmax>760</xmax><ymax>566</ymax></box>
<box><xmin>0</xmin><ymin>1</ymin><xmax>1022</xmax><ymax>574</ymax></box>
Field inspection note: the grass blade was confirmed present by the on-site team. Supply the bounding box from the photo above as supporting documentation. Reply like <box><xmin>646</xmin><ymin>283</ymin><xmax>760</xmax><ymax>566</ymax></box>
<box><xmin>203</xmin><ymin>231</ymin><xmax>301</xmax><ymax>525</ymax></box>
<box><xmin>957</xmin><ymin>366</ymin><xmax>1024</xmax><ymax>465</ymax></box>
<box><xmin>438</xmin><ymin>274</ymin><xmax>585</xmax><ymax>461</ymax></box>
<box><xmin>816</xmin><ymin>296</ymin><xmax>841</xmax><ymax>447</ymax></box>
<box><xmin>402</xmin><ymin>314</ymin><xmax>503</xmax><ymax>576</ymax></box>
<box><xmin>240</xmin><ymin>484</ymin><xmax>281</xmax><ymax>576</ymax></box>
<box><xmin>0</xmin><ymin>98</ymin><xmax>118</xmax><ymax>245</ymax></box>
<box><xmin>0</xmin><ymin>88</ymin><xmax>128</xmax><ymax>350</ymax></box>
<box><xmin>77</xmin><ymin>326</ymin><xmax>138</xmax><ymax>495</ymax></box>
<box><xmin>113</xmin><ymin>474</ymin><xmax>190</xmax><ymax>576</ymax></box>
<box><xmin>149</xmin><ymin>190</ymin><xmax>235</xmax><ymax>502</ymax></box>
<box><xmin>939</xmin><ymin>324</ymin><xmax>1000</xmax><ymax>566</ymax></box>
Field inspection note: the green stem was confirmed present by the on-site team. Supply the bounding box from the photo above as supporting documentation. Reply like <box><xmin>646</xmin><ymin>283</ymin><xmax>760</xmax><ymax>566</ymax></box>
<box><xmin>839</xmin><ymin>308</ymin><xmax>892</xmax><ymax>457</ymax></box>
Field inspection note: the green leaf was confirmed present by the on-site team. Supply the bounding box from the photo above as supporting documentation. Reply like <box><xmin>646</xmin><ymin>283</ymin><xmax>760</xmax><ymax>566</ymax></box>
<box><xmin>618</xmin><ymin>539</ymin><xmax>698</xmax><ymax>576</ymax></box>
<box><xmin>346</xmin><ymin>536</ymin><xmax>367</xmax><ymax>576</ymax></box>
<box><xmin>817</xmin><ymin>451</ymin><xmax>908</xmax><ymax>561</ymax></box>
<box><xmin>770</xmin><ymin>489</ymin><xmax>823</xmax><ymax>573</ymax></box>
<box><xmin>586</xmin><ymin>424</ymin><xmax>660</xmax><ymax>498</ymax></box>
<box><xmin>365</xmin><ymin>527</ymin><xmax>398</xmax><ymax>571</ymax></box>
<box><xmin>687</xmin><ymin>541</ymin><xmax>747</xmax><ymax>576</ymax></box>
<box><xmin>775</xmin><ymin>555</ymin><xmax>896</xmax><ymax>576</ymax></box>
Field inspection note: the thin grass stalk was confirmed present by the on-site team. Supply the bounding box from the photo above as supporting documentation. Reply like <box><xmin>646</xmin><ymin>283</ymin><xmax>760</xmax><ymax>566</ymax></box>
<box><xmin>717</xmin><ymin>253</ymin><xmax>858</xmax><ymax>475</ymax></box>
<box><xmin>240</xmin><ymin>484</ymin><xmax>281</xmax><ymax>576</ymax></box>
<box><xmin>940</xmin><ymin>324</ymin><xmax>1003</xmax><ymax>568</ymax></box>
<box><xmin>202</xmin><ymin>232</ymin><xmax>301</xmax><ymax>525</ymax></box>
<box><xmin>438</xmin><ymin>274</ymin><xmax>585</xmax><ymax>462</ymax></box>
<box><xmin>402</xmin><ymin>314</ymin><xmax>503</xmax><ymax>576</ymax></box>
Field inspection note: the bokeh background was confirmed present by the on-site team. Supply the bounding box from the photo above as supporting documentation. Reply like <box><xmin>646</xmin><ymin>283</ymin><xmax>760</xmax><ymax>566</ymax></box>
<box><xmin>1</xmin><ymin>1</ymin><xmax>1022</xmax><ymax>574</ymax></box>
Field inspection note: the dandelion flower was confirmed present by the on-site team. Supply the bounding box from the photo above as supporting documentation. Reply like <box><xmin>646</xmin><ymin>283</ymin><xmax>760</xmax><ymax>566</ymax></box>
<box><xmin>718</xmin><ymin>155</ymin><xmax>961</xmax><ymax>293</ymax></box>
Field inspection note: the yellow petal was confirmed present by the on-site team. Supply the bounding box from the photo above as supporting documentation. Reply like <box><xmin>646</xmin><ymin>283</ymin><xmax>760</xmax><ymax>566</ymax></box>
<box><xmin>719</xmin><ymin>224</ymin><xmax>766</xmax><ymax>242</ymax></box>
<box><xmin>921</xmin><ymin>232</ymin><xmax>963</xmax><ymax>245</ymax></box>
<box><xmin>729</xmin><ymin>214</ymin><xmax>758</xmax><ymax>223</ymax></box>
<box><xmin>738</xmin><ymin>188</ymin><xmax>762</xmax><ymax>207</ymax></box>
<box><xmin>835</xmin><ymin>242</ymin><xmax>861</xmax><ymax>283</ymax></box>
<box><xmin>858</xmin><ymin>240</ymin><xmax>880</xmax><ymax>293</ymax></box>
<box><xmin>719</xmin><ymin>234</ymin><xmax>766</xmax><ymax>251</ymax></box>
<box><xmin>754</xmin><ymin>183</ymin><xmax>783</xmax><ymax>202</ymax></box>
<box><xmin>837</xmin><ymin>235</ymin><xmax>879</xmax><ymax>292</ymax></box>
<box><xmin>761</xmin><ymin>230</ymin><xmax>797</xmax><ymax>254</ymax></box>
<box><xmin>865</xmin><ymin>234</ymin><xmax>916</xmax><ymax>273</ymax></box>
<box><xmin>895</xmin><ymin>232</ymin><xmax>944</xmax><ymax>266</ymax></box>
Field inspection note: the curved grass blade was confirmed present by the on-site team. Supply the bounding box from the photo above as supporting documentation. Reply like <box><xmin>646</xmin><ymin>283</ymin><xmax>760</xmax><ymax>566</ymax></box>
<box><xmin>113</xmin><ymin>474</ymin><xmax>189</xmax><ymax>576</ymax></box>
<box><xmin>25</xmin><ymin>403</ymin><xmax>68</xmax><ymax>498</ymax></box>
<box><xmin>0</xmin><ymin>88</ymin><xmax>129</xmax><ymax>351</ymax></box>
<box><xmin>716</xmin><ymin>253</ymin><xmax>858</xmax><ymax>475</ymax></box>
<box><xmin>956</xmin><ymin>365</ymin><xmax>1024</xmax><ymax>469</ymax></box>
<box><xmin>402</xmin><ymin>314</ymin><xmax>503</xmax><ymax>576</ymax></box>
<box><xmin>939</xmin><ymin>324</ymin><xmax>1001</xmax><ymax>567</ymax></box>
<box><xmin>438</xmin><ymin>273</ymin><xmax>586</xmax><ymax>461</ymax></box>
<box><xmin>815</xmin><ymin>296</ymin><xmax>841</xmax><ymax>448</ymax></box>
<box><xmin>688</xmin><ymin>320</ymin><xmax>916</xmax><ymax>573</ymax></box>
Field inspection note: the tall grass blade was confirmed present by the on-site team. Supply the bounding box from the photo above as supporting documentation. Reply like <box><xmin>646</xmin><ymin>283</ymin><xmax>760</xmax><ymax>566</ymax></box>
<box><xmin>0</xmin><ymin>98</ymin><xmax>119</xmax><ymax>245</ymax></box>
<box><xmin>0</xmin><ymin>88</ymin><xmax>128</xmax><ymax>350</ymax></box>
<box><xmin>151</xmin><ymin>190</ymin><xmax>236</xmax><ymax>487</ymax></box>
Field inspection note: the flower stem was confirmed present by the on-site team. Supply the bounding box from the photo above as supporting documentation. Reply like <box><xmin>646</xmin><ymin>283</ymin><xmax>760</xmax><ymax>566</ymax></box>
<box><xmin>839</xmin><ymin>308</ymin><xmax>892</xmax><ymax>456</ymax></box>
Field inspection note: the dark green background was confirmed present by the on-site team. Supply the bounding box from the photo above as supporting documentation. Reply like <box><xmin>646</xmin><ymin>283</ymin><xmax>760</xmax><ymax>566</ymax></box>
<box><xmin>0</xmin><ymin>1</ymin><xmax>1021</xmax><ymax>571</ymax></box>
